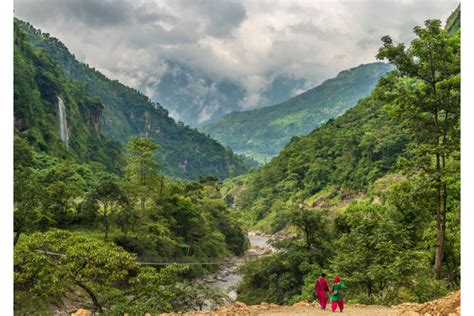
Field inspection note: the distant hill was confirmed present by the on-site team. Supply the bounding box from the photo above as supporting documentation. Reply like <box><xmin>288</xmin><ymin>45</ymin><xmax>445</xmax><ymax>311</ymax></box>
<box><xmin>201</xmin><ymin>63</ymin><xmax>393</xmax><ymax>162</ymax></box>
<box><xmin>15</xmin><ymin>19</ymin><xmax>252</xmax><ymax>179</ymax></box>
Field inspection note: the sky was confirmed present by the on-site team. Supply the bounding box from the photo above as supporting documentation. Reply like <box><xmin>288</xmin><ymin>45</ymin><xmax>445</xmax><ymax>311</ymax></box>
<box><xmin>14</xmin><ymin>0</ymin><xmax>459</xmax><ymax>126</ymax></box>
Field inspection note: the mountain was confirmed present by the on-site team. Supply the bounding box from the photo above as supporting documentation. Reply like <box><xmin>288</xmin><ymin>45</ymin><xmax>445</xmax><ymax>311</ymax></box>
<box><xmin>14</xmin><ymin>22</ymin><xmax>122</xmax><ymax>171</ymax></box>
<box><xmin>227</xmin><ymin>79</ymin><xmax>410</xmax><ymax>231</ymax></box>
<box><xmin>146</xmin><ymin>62</ymin><xmax>307</xmax><ymax>127</ymax></box>
<box><xmin>15</xmin><ymin>19</ymin><xmax>251</xmax><ymax>179</ymax></box>
<box><xmin>201</xmin><ymin>62</ymin><xmax>394</xmax><ymax>162</ymax></box>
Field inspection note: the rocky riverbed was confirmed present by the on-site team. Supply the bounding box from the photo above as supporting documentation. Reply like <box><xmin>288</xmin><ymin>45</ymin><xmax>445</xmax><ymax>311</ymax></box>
<box><xmin>201</xmin><ymin>232</ymin><xmax>275</xmax><ymax>300</ymax></box>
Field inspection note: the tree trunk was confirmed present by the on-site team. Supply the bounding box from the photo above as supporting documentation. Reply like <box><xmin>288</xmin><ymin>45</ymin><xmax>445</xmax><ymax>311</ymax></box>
<box><xmin>159</xmin><ymin>175</ymin><xmax>164</xmax><ymax>202</ymax></box>
<box><xmin>14</xmin><ymin>230</ymin><xmax>21</xmax><ymax>246</ymax></box>
<box><xmin>434</xmin><ymin>153</ymin><xmax>444</xmax><ymax>279</ymax></box>
<box><xmin>104</xmin><ymin>215</ymin><xmax>109</xmax><ymax>241</ymax></box>
<box><xmin>76</xmin><ymin>280</ymin><xmax>103</xmax><ymax>313</ymax></box>
<box><xmin>433</xmin><ymin>107</ymin><xmax>444</xmax><ymax>280</ymax></box>
<box><xmin>435</xmin><ymin>108</ymin><xmax>451</xmax><ymax>280</ymax></box>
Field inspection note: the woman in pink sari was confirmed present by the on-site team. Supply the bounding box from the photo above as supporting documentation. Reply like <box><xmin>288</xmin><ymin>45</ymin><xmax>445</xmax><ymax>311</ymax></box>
<box><xmin>314</xmin><ymin>273</ymin><xmax>329</xmax><ymax>310</ymax></box>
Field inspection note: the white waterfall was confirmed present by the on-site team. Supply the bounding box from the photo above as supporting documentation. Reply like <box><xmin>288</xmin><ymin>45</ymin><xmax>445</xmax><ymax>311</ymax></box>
<box><xmin>57</xmin><ymin>96</ymin><xmax>69</xmax><ymax>147</ymax></box>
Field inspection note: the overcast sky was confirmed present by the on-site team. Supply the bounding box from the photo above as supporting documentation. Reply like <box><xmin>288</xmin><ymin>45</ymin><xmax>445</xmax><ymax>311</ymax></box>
<box><xmin>14</xmin><ymin>0</ymin><xmax>459</xmax><ymax>124</ymax></box>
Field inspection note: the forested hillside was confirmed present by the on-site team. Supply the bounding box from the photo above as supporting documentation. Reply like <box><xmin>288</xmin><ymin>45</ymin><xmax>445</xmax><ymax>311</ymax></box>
<box><xmin>14</xmin><ymin>137</ymin><xmax>249</xmax><ymax>314</ymax></box>
<box><xmin>230</xmin><ymin>14</ymin><xmax>460</xmax><ymax>307</ymax></box>
<box><xmin>230</xmin><ymin>89</ymin><xmax>409</xmax><ymax>232</ymax></box>
<box><xmin>14</xmin><ymin>22</ymin><xmax>122</xmax><ymax>171</ymax></box>
<box><xmin>14</xmin><ymin>19</ymin><xmax>250</xmax><ymax>314</ymax></box>
<box><xmin>15</xmin><ymin>19</ymin><xmax>252</xmax><ymax>180</ymax></box>
<box><xmin>202</xmin><ymin>63</ymin><xmax>393</xmax><ymax>162</ymax></box>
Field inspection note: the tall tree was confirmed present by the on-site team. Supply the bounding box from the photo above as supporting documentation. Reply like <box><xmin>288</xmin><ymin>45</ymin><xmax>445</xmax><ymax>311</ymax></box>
<box><xmin>14</xmin><ymin>137</ymin><xmax>41</xmax><ymax>245</ymax></box>
<box><xmin>376</xmin><ymin>20</ymin><xmax>460</xmax><ymax>279</ymax></box>
<box><xmin>124</xmin><ymin>136</ymin><xmax>160</xmax><ymax>213</ymax></box>
<box><xmin>89</xmin><ymin>174</ymin><xmax>128</xmax><ymax>240</ymax></box>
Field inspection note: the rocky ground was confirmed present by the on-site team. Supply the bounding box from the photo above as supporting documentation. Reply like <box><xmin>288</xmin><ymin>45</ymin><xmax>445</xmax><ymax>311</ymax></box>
<box><xmin>71</xmin><ymin>290</ymin><xmax>460</xmax><ymax>316</ymax></box>
<box><xmin>156</xmin><ymin>291</ymin><xmax>460</xmax><ymax>316</ymax></box>
<box><xmin>201</xmin><ymin>231</ymin><xmax>274</xmax><ymax>301</ymax></box>
<box><xmin>397</xmin><ymin>290</ymin><xmax>460</xmax><ymax>316</ymax></box>
<box><xmin>159</xmin><ymin>301</ymin><xmax>401</xmax><ymax>316</ymax></box>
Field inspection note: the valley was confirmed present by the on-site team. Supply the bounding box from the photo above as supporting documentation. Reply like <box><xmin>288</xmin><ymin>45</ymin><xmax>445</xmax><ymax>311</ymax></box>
<box><xmin>12</xmin><ymin>3</ymin><xmax>461</xmax><ymax>316</ymax></box>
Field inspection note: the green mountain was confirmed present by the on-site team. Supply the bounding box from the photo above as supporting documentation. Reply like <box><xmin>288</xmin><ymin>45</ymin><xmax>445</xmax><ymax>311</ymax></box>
<box><xmin>15</xmin><ymin>19</ymin><xmax>251</xmax><ymax>179</ymax></box>
<box><xmin>202</xmin><ymin>62</ymin><xmax>394</xmax><ymax>162</ymax></box>
<box><xmin>230</xmin><ymin>82</ymin><xmax>409</xmax><ymax>231</ymax></box>
<box><xmin>14</xmin><ymin>22</ymin><xmax>122</xmax><ymax>171</ymax></box>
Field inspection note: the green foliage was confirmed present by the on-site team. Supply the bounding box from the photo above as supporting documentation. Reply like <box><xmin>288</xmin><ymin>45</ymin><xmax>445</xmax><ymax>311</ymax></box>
<box><xmin>16</xmin><ymin>18</ymin><xmax>251</xmax><ymax>180</ymax></box>
<box><xmin>108</xmin><ymin>264</ymin><xmax>228</xmax><ymax>314</ymax></box>
<box><xmin>235</xmin><ymin>13</ymin><xmax>460</xmax><ymax>307</ymax></box>
<box><xmin>237</xmin><ymin>210</ymin><xmax>331</xmax><ymax>305</ymax></box>
<box><xmin>14</xmin><ymin>230</ymin><xmax>228</xmax><ymax>314</ymax></box>
<box><xmin>14</xmin><ymin>230</ymin><xmax>136</xmax><ymax>313</ymax></box>
<box><xmin>331</xmin><ymin>203</ymin><xmax>424</xmax><ymax>304</ymax></box>
<box><xmin>14</xmin><ymin>22</ymin><xmax>122</xmax><ymax>172</ymax></box>
<box><xmin>376</xmin><ymin>18</ymin><xmax>460</xmax><ymax>280</ymax></box>
<box><xmin>88</xmin><ymin>174</ymin><xmax>129</xmax><ymax>239</ymax></box>
<box><xmin>237</xmin><ymin>248</ymin><xmax>323</xmax><ymax>305</ymax></box>
<box><xmin>202</xmin><ymin>63</ymin><xmax>394</xmax><ymax>162</ymax></box>
<box><xmin>235</xmin><ymin>85</ymin><xmax>409</xmax><ymax>231</ymax></box>
<box><xmin>445</xmin><ymin>4</ymin><xmax>460</xmax><ymax>34</ymax></box>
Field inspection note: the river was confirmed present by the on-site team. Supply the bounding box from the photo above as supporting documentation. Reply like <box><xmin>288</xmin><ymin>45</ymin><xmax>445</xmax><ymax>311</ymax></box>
<box><xmin>203</xmin><ymin>232</ymin><xmax>273</xmax><ymax>301</ymax></box>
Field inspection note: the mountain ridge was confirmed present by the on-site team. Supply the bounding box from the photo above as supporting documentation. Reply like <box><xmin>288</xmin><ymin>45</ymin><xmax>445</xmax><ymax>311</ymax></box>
<box><xmin>15</xmin><ymin>18</ymin><xmax>252</xmax><ymax>179</ymax></box>
<box><xmin>201</xmin><ymin>62</ymin><xmax>394</xmax><ymax>162</ymax></box>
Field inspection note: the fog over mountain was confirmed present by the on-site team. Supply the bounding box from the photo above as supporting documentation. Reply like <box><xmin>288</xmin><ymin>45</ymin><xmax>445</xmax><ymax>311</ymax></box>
<box><xmin>14</xmin><ymin>0</ymin><xmax>458</xmax><ymax>126</ymax></box>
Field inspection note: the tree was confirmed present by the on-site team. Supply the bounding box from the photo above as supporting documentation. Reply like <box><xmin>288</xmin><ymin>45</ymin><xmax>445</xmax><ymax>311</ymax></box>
<box><xmin>331</xmin><ymin>203</ymin><xmax>421</xmax><ymax>304</ymax></box>
<box><xmin>14</xmin><ymin>230</ymin><xmax>136</xmax><ymax>313</ymax></box>
<box><xmin>40</xmin><ymin>160</ymin><xmax>88</xmax><ymax>228</ymax></box>
<box><xmin>287</xmin><ymin>207</ymin><xmax>332</xmax><ymax>267</ymax></box>
<box><xmin>108</xmin><ymin>264</ymin><xmax>228</xmax><ymax>314</ymax></box>
<box><xmin>14</xmin><ymin>137</ymin><xmax>42</xmax><ymax>245</ymax></box>
<box><xmin>89</xmin><ymin>174</ymin><xmax>128</xmax><ymax>240</ymax></box>
<box><xmin>124</xmin><ymin>136</ymin><xmax>160</xmax><ymax>214</ymax></box>
<box><xmin>114</xmin><ymin>204</ymin><xmax>138</xmax><ymax>238</ymax></box>
<box><xmin>376</xmin><ymin>19</ymin><xmax>460</xmax><ymax>279</ymax></box>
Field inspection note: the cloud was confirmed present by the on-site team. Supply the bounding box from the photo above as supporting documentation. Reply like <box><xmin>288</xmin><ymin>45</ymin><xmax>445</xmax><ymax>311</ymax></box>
<box><xmin>14</xmin><ymin>0</ymin><xmax>459</xmax><ymax>125</ymax></box>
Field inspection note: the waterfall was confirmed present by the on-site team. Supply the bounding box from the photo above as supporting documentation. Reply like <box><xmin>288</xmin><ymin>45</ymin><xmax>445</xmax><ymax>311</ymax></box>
<box><xmin>57</xmin><ymin>96</ymin><xmax>69</xmax><ymax>147</ymax></box>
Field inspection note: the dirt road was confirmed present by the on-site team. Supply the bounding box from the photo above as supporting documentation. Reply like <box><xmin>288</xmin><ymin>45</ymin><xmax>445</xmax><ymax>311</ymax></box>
<box><xmin>160</xmin><ymin>302</ymin><xmax>401</xmax><ymax>316</ymax></box>
<box><xmin>256</xmin><ymin>305</ymin><xmax>400</xmax><ymax>315</ymax></box>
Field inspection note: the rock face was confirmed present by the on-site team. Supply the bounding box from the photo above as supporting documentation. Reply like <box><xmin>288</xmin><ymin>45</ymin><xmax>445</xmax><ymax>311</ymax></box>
<box><xmin>397</xmin><ymin>291</ymin><xmax>460</xmax><ymax>316</ymax></box>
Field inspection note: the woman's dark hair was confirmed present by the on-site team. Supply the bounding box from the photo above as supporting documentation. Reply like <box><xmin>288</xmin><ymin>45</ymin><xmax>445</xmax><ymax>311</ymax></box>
<box><xmin>321</xmin><ymin>273</ymin><xmax>327</xmax><ymax>277</ymax></box>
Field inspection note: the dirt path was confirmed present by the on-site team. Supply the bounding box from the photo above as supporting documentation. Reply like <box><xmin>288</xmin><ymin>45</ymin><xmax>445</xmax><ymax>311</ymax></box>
<box><xmin>160</xmin><ymin>302</ymin><xmax>401</xmax><ymax>316</ymax></box>
<box><xmin>256</xmin><ymin>305</ymin><xmax>400</xmax><ymax>315</ymax></box>
<box><xmin>159</xmin><ymin>291</ymin><xmax>461</xmax><ymax>316</ymax></box>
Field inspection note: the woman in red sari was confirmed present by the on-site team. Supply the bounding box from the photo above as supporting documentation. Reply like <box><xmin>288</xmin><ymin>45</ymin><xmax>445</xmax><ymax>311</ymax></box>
<box><xmin>314</xmin><ymin>273</ymin><xmax>329</xmax><ymax>310</ymax></box>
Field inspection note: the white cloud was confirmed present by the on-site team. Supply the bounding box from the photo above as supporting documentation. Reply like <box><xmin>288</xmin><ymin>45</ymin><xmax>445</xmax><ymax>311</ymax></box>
<box><xmin>14</xmin><ymin>0</ymin><xmax>459</xmax><ymax>124</ymax></box>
